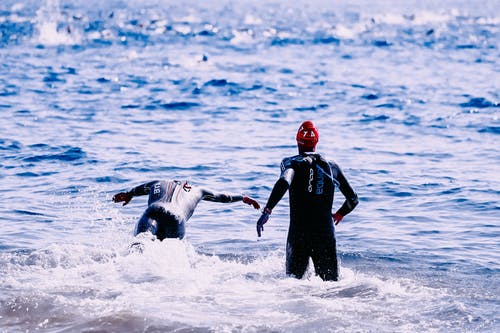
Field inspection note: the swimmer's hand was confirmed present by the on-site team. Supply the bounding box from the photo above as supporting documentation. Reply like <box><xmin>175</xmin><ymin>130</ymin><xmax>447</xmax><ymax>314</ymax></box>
<box><xmin>243</xmin><ymin>196</ymin><xmax>261</xmax><ymax>210</ymax></box>
<box><xmin>112</xmin><ymin>192</ymin><xmax>132</xmax><ymax>206</ymax></box>
<box><xmin>256</xmin><ymin>207</ymin><xmax>272</xmax><ymax>237</ymax></box>
<box><xmin>333</xmin><ymin>212</ymin><xmax>343</xmax><ymax>225</ymax></box>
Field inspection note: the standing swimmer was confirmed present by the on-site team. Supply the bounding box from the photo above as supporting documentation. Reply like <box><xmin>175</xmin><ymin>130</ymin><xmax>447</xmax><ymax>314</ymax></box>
<box><xmin>113</xmin><ymin>180</ymin><xmax>260</xmax><ymax>240</ymax></box>
<box><xmin>255</xmin><ymin>121</ymin><xmax>358</xmax><ymax>281</ymax></box>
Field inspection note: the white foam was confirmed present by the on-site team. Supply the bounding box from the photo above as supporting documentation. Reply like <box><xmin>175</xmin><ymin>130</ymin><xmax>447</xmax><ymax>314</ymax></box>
<box><xmin>412</xmin><ymin>11</ymin><xmax>451</xmax><ymax>25</ymax></box>
<box><xmin>230</xmin><ymin>29</ymin><xmax>255</xmax><ymax>45</ymax></box>
<box><xmin>0</xmin><ymin>233</ymin><xmax>448</xmax><ymax>332</ymax></box>
<box><xmin>244</xmin><ymin>14</ymin><xmax>263</xmax><ymax>25</ymax></box>
<box><xmin>34</xmin><ymin>0</ymin><xmax>81</xmax><ymax>46</ymax></box>
<box><xmin>333</xmin><ymin>24</ymin><xmax>365</xmax><ymax>40</ymax></box>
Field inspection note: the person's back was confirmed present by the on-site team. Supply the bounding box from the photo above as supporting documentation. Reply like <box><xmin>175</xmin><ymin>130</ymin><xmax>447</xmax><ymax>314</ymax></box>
<box><xmin>285</xmin><ymin>153</ymin><xmax>335</xmax><ymax>231</ymax></box>
<box><xmin>143</xmin><ymin>180</ymin><xmax>206</xmax><ymax>222</ymax></box>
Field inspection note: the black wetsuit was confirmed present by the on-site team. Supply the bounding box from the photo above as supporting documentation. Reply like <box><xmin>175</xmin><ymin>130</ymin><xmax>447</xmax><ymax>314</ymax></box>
<box><xmin>127</xmin><ymin>180</ymin><xmax>243</xmax><ymax>240</ymax></box>
<box><xmin>264</xmin><ymin>153</ymin><xmax>358</xmax><ymax>281</ymax></box>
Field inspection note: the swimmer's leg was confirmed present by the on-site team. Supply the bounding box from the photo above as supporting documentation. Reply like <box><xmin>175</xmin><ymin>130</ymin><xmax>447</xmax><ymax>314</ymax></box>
<box><xmin>311</xmin><ymin>236</ymin><xmax>338</xmax><ymax>281</ymax></box>
<box><xmin>138</xmin><ymin>203</ymin><xmax>185</xmax><ymax>240</ymax></box>
<box><xmin>134</xmin><ymin>207</ymin><xmax>158</xmax><ymax>236</ymax></box>
<box><xmin>286</xmin><ymin>241</ymin><xmax>310</xmax><ymax>279</ymax></box>
<box><xmin>155</xmin><ymin>212</ymin><xmax>185</xmax><ymax>240</ymax></box>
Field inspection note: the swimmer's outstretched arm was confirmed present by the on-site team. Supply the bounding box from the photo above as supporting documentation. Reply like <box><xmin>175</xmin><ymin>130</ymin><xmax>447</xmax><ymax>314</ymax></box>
<box><xmin>112</xmin><ymin>181</ymin><xmax>157</xmax><ymax>206</ymax></box>
<box><xmin>255</xmin><ymin>166</ymin><xmax>295</xmax><ymax>237</ymax></box>
<box><xmin>201</xmin><ymin>189</ymin><xmax>260</xmax><ymax>209</ymax></box>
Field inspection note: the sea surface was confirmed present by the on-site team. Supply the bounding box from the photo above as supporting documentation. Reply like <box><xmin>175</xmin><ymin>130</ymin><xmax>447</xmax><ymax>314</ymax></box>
<box><xmin>0</xmin><ymin>0</ymin><xmax>499</xmax><ymax>332</ymax></box>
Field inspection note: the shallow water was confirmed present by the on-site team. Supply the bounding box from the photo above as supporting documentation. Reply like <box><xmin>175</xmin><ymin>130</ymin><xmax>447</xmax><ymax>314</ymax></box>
<box><xmin>0</xmin><ymin>0</ymin><xmax>499</xmax><ymax>332</ymax></box>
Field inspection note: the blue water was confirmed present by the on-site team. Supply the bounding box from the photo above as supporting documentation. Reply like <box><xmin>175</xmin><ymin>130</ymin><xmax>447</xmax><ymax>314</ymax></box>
<box><xmin>1</xmin><ymin>0</ymin><xmax>499</xmax><ymax>332</ymax></box>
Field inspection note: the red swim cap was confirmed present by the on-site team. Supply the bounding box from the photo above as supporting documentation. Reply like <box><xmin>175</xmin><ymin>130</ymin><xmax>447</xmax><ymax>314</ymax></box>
<box><xmin>296</xmin><ymin>120</ymin><xmax>319</xmax><ymax>148</ymax></box>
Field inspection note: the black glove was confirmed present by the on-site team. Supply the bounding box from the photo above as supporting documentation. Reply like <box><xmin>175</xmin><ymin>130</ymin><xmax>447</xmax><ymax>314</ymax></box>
<box><xmin>112</xmin><ymin>192</ymin><xmax>132</xmax><ymax>206</ymax></box>
<box><xmin>256</xmin><ymin>208</ymin><xmax>272</xmax><ymax>237</ymax></box>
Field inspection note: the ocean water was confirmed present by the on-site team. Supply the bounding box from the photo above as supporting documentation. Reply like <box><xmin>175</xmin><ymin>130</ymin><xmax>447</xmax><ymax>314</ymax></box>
<box><xmin>0</xmin><ymin>0</ymin><xmax>499</xmax><ymax>332</ymax></box>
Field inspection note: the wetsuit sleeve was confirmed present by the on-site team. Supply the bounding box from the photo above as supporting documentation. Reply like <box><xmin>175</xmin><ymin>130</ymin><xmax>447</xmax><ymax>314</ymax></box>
<box><xmin>128</xmin><ymin>181</ymin><xmax>157</xmax><ymax>197</ymax></box>
<box><xmin>201</xmin><ymin>189</ymin><xmax>244</xmax><ymax>203</ymax></box>
<box><xmin>331</xmin><ymin>162</ymin><xmax>359</xmax><ymax>216</ymax></box>
<box><xmin>264</xmin><ymin>179</ymin><xmax>289</xmax><ymax>210</ymax></box>
<box><xmin>264</xmin><ymin>158</ymin><xmax>295</xmax><ymax>210</ymax></box>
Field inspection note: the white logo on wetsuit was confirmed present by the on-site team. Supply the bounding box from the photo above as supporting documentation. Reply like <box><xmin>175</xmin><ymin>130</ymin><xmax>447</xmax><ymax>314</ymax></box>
<box><xmin>153</xmin><ymin>183</ymin><xmax>161</xmax><ymax>195</ymax></box>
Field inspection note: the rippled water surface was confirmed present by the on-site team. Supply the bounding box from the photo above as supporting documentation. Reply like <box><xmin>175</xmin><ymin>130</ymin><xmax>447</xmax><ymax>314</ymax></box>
<box><xmin>0</xmin><ymin>0</ymin><xmax>499</xmax><ymax>332</ymax></box>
